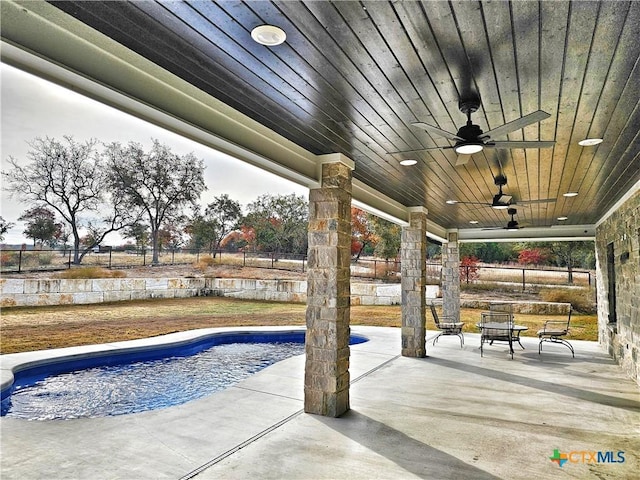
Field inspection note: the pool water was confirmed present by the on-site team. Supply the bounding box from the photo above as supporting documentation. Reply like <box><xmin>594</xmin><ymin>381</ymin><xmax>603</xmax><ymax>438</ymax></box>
<box><xmin>2</xmin><ymin>342</ymin><xmax>305</xmax><ymax>421</ymax></box>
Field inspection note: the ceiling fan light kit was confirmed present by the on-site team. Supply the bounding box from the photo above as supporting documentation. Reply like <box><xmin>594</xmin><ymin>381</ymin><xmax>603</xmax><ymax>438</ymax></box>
<box><xmin>454</xmin><ymin>142</ymin><xmax>483</xmax><ymax>154</ymax></box>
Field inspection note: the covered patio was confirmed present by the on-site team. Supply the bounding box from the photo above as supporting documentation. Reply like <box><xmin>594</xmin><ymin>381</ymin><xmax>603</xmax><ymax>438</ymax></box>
<box><xmin>1</xmin><ymin>1</ymin><xmax>639</xmax><ymax>476</ymax></box>
<box><xmin>1</xmin><ymin>326</ymin><xmax>638</xmax><ymax>479</ymax></box>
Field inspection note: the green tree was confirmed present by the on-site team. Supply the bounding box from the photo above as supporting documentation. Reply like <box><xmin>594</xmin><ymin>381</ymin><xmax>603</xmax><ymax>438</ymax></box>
<box><xmin>519</xmin><ymin>241</ymin><xmax>595</xmax><ymax>283</ymax></box>
<box><xmin>460</xmin><ymin>242</ymin><xmax>516</xmax><ymax>263</ymax></box>
<box><xmin>370</xmin><ymin>215</ymin><xmax>401</xmax><ymax>261</ymax></box>
<box><xmin>189</xmin><ymin>194</ymin><xmax>242</xmax><ymax>256</ymax></box>
<box><xmin>18</xmin><ymin>206</ymin><xmax>59</xmax><ymax>247</ymax></box>
<box><xmin>243</xmin><ymin>193</ymin><xmax>308</xmax><ymax>255</ymax></box>
<box><xmin>547</xmin><ymin>241</ymin><xmax>595</xmax><ymax>283</ymax></box>
<box><xmin>123</xmin><ymin>222</ymin><xmax>150</xmax><ymax>252</ymax></box>
<box><xmin>104</xmin><ymin>139</ymin><xmax>206</xmax><ymax>264</ymax></box>
<box><xmin>3</xmin><ymin>136</ymin><xmax>135</xmax><ymax>264</ymax></box>
<box><xmin>0</xmin><ymin>216</ymin><xmax>14</xmax><ymax>242</ymax></box>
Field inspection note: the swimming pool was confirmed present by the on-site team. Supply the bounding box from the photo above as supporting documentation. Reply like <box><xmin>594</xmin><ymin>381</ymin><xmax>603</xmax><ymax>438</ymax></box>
<box><xmin>0</xmin><ymin>329</ymin><xmax>368</xmax><ymax>421</ymax></box>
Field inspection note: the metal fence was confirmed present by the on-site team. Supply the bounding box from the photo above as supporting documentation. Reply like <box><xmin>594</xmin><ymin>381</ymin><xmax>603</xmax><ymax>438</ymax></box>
<box><xmin>0</xmin><ymin>248</ymin><xmax>307</xmax><ymax>274</ymax></box>
<box><xmin>0</xmin><ymin>248</ymin><xmax>592</xmax><ymax>288</ymax></box>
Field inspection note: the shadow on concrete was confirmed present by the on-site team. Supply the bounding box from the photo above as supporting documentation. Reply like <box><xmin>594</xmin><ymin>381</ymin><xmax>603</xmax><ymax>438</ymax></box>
<box><xmin>426</xmin><ymin>357</ymin><xmax>640</xmax><ymax>412</ymax></box>
<box><xmin>317</xmin><ymin>410</ymin><xmax>501</xmax><ymax>480</ymax></box>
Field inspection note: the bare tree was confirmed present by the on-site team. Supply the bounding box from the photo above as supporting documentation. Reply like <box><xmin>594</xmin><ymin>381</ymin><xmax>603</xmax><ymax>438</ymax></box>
<box><xmin>104</xmin><ymin>139</ymin><xmax>206</xmax><ymax>264</ymax></box>
<box><xmin>2</xmin><ymin>136</ymin><xmax>136</xmax><ymax>264</ymax></box>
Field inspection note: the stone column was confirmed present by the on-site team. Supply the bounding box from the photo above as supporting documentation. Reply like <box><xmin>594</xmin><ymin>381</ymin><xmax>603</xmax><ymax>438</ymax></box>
<box><xmin>304</xmin><ymin>156</ymin><xmax>353</xmax><ymax>417</ymax></box>
<box><xmin>401</xmin><ymin>207</ymin><xmax>428</xmax><ymax>357</ymax></box>
<box><xmin>442</xmin><ymin>231</ymin><xmax>460</xmax><ymax>320</ymax></box>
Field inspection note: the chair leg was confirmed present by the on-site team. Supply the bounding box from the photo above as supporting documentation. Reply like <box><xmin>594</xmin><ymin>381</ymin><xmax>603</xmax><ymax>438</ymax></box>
<box><xmin>433</xmin><ymin>332</ymin><xmax>442</xmax><ymax>346</ymax></box>
<box><xmin>457</xmin><ymin>333</ymin><xmax>464</xmax><ymax>348</ymax></box>
<box><xmin>539</xmin><ymin>336</ymin><xmax>575</xmax><ymax>358</ymax></box>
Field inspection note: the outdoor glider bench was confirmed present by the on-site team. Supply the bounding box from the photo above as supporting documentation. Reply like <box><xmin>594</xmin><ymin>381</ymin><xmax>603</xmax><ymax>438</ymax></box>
<box><xmin>429</xmin><ymin>302</ymin><xmax>465</xmax><ymax>348</ymax></box>
<box><xmin>537</xmin><ymin>307</ymin><xmax>574</xmax><ymax>357</ymax></box>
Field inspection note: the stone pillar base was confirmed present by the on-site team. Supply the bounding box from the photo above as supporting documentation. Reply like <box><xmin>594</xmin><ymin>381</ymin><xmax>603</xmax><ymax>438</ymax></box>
<box><xmin>401</xmin><ymin>208</ymin><xmax>428</xmax><ymax>357</ymax></box>
<box><xmin>443</xmin><ymin>231</ymin><xmax>460</xmax><ymax>321</ymax></box>
<box><xmin>304</xmin><ymin>159</ymin><xmax>352</xmax><ymax>417</ymax></box>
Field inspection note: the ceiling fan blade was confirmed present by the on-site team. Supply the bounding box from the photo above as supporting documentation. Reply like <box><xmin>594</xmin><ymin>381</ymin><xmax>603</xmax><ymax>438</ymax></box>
<box><xmin>411</xmin><ymin>122</ymin><xmax>464</xmax><ymax>142</ymax></box>
<box><xmin>387</xmin><ymin>146</ymin><xmax>452</xmax><ymax>154</ymax></box>
<box><xmin>455</xmin><ymin>154</ymin><xmax>472</xmax><ymax>166</ymax></box>
<box><xmin>484</xmin><ymin>141</ymin><xmax>555</xmax><ymax>149</ymax></box>
<box><xmin>446</xmin><ymin>200</ymin><xmax>492</xmax><ymax>207</ymax></box>
<box><xmin>481</xmin><ymin>110</ymin><xmax>551</xmax><ymax>139</ymax></box>
<box><xmin>513</xmin><ymin>198</ymin><xmax>557</xmax><ymax>204</ymax></box>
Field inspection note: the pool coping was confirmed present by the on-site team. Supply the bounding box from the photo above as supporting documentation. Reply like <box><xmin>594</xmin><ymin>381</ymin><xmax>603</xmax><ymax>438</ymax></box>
<box><xmin>1</xmin><ymin>325</ymin><xmax>315</xmax><ymax>399</ymax></box>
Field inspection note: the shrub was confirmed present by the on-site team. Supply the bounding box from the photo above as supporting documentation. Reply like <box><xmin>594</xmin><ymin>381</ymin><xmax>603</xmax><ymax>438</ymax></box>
<box><xmin>540</xmin><ymin>287</ymin><xmax>596</xmax><ymax>314</ymax></box>
<box><xmin>55</xmin><ymin>267</ymin><xmax>126</xmax><ymax>279</ymax></box>
<box><xmin>375</xmin><ymin>261</ymin><xmax>400</xmax><ymax>282</ymax></box>
<box><xmin>192</xmin><ymin>256</ymin><xmax>217</xmax><ymax>272</ymax></box>
<box><xmin>0</xmin><ymin>251</ymin><xmax>19</xmax><ymax>267</ymax></box>
<box><xmin>37</xmin><ymin>253</ymin><xmax>54</xmax><ymax>266</ymax></box>
<box><xmin>460</xmin><ymin>256</ymin><xmax>480</xmax><ymax>283</ymax></box>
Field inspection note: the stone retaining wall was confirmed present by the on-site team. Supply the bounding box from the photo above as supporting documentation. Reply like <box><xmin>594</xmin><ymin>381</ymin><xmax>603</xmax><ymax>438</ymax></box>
<box><xmin>0</xmin><ymin>277</ymin><xmax>440</xmax><ymax>308</ymax></box>
<box><xmin>458</xmin><ymin>299</ymin><xmax>571</xmax><ymax>315</ymax></box>
<box><xmin>1</xmin><ymin>278</ymin><xmax>569</xmax><ymax>314</ymax></box>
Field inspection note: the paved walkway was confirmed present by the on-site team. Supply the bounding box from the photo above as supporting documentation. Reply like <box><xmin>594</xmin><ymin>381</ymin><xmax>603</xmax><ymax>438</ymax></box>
<box><xmin>1</xmin><ymin>326</ymin><xmax>639</xmax><ymax>479</ymax></box>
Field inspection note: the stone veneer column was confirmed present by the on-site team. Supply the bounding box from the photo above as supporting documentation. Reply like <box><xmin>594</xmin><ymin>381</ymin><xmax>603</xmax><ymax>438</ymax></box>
<box><xmin>442</xmin><ymin>231</ymin><xmax>460</xmax><ymax>321</ymax></box>
<box><xmin>304</xmin><ymin>156</ymin><xmax>353</xmax><ymax>417</ymax></box>
<box><xmin>401</xmin><ymin>207</ymin><xmax>429</xmax><ymax>357</ymax></box>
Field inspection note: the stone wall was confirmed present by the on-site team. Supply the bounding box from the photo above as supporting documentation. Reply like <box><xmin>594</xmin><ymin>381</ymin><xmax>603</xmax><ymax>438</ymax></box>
<box><xmin>595</xmin><ymin>189</ymin><xmax>639</xmax><ymax>384</ymax></box>
<box><xmin>0</xmin><ymin>277</ymin><xmax>440</xmax><ymax>308</ymax></box>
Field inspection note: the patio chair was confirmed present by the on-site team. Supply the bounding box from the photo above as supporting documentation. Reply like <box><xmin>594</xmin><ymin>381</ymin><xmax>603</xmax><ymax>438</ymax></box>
<box><xmin>488</xmin><ymin>303</ymin><xmax>525</xmax><ymax>350</ymax></box>
<box><xmin>429</xmin><ymin>302</ymin><xmax>464</xmax><ymax>348</ymax></box>
<box><xmin>479</xmin><ymin>311</ymin><xmax>514</xmax><ymax>357</ymax></box>
<box><xmin>537</xmin><ymin>308</ymin><xmax>574</xmax><ymax>357</ymax></box>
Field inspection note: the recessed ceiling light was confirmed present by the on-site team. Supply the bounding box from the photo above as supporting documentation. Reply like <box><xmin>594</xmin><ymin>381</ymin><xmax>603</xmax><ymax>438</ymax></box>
<box><xmin>557</xmin><ymin>216</ymin><xmax>568</xmax><ymax>221</ymax></box>
<box><xmin>399</xmin><ymin>159</ymin><xmax>417</xmax><ymax>166</ymax></box>
<box><xmin>563</xmin><ymin>192</ymin><xmax>578</xmax><ymax>197</ymax></box>
<box><xmin>446</xmin><ymin>200</ymin><xmax>458</xmax><ymax>205</ymax></box>
<box><xmin>578</xmin><ymin>138</ymin><xmax>603</xmax><ymax>146</ymax></box>
<box><xmin>454</xmin><ymin>143</ymin><xmax>484</xmax><ymax>155</ymax></box>
<box><xmin>469</xmin><ymin>220</ymin><xmax>478</xmax><ymax>224</ymax></box>
<box><xmin>251</xmin><ymin>25</ymin><xmax>287</xmax><ymax>46</ymax></box>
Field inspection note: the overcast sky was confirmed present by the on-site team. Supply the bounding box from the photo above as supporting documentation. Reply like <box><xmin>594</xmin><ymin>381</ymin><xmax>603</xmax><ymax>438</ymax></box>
<box><xmin>0</xmin><ymin>63</ymin><xmax>308</xmax><ymax>246</ymax></box>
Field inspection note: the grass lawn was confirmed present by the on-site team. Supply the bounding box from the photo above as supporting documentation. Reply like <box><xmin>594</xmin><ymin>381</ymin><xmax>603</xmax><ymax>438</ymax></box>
<box><xmin>0</xmin><ymin>296</ymin><xmax>597</xmax><ymax>354</ymax></box>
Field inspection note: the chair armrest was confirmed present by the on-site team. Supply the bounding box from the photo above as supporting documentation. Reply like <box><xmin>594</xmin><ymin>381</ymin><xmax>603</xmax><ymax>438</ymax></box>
<box><xmin>538</xmin><ymin>320</ymin><xmax>569</xmax><ymax>336</ymax></box>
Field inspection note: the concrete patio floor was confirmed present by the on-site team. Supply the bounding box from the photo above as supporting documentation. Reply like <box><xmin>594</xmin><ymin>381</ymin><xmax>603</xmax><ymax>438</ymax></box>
<box><xmin>1</xmin><ymin>326</ymin><xmax>639</xmax><ymax>479</ymax></box>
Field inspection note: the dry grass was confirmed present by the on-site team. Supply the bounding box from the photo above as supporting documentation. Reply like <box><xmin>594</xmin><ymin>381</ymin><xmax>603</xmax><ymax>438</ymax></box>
<box><xmin>539</xmin><ymin>287</ymin><xmax>597</xmax><ymax>314</ymax></box>
<box><xmin>0</xmin><ymin>297</ymin><xmax>597</xmax><ymax>354</ymax></box>
<box><xmin>55</xmin><ymin>267</ymin><xmax>127</xmax><ymax>279</ymax></box>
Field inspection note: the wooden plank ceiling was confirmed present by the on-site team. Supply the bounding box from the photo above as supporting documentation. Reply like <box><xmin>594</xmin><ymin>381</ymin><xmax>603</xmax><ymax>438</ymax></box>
<box><xmin>49</xmin><ymin>0</ymin><xmax>640</xmax><ymax>233</ymax></box>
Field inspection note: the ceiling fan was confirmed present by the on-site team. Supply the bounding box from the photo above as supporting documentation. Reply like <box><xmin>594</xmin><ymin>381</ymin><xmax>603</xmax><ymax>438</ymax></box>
<box><xmin>402</xmin><ymin>97</ymin><xmax>555</xmax><ymax>166</ymax></box>
<box><xmin>482</xmin><ymin>208</ymin><xmax>524</xmax><ymax>231</ymax></box>
<box><xmin>446</xmin><ymin>174</ymin><xmax>557</xmax><ymax>209</ymax></box>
